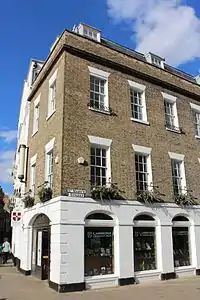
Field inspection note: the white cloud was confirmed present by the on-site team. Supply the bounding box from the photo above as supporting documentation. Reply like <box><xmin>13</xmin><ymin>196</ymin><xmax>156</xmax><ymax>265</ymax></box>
<box><xmin>0</xmin><ymin>150</ymin><xmax>15</xmax><ymax>184</ymax></box>
<box><xmin>107</xmin><ymin>0</ymin><xmax>200</xmax><ymax>67</ymax></box>
<box><xmin>0</xmin><ymin>130</ymin><xmax>17</xmax><ymax>143</ymax></box>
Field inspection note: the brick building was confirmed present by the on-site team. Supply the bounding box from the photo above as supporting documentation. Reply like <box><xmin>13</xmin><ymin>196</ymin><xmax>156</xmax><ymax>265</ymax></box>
<box><xmin>12</xmin><ymin>23</ymin><xmax>200</xmax><ymax>292</ymax></box>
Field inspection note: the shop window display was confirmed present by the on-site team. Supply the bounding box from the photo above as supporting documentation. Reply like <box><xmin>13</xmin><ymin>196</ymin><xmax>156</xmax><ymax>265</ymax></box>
<box><xmin>134</xmin><ymin>227</ymin><xmax>156</xmax><ymax>271</ymax></box>
<box><xmin>84</xmin><ymin>227</ymin><xmax>113</xmax><ymax>276</ymax></box>
<box><xmin>172</xmin><ymin>227</ymin><xmax>190</xmax><ymax>267</ymax></box>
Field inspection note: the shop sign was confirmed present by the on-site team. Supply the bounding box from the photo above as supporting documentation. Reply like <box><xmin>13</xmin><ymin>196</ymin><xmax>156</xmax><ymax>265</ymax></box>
<box><xmin>87</xmin><ymin>231</ymin><xmax>112</xmax><ymax>238</ymax></box>
<box><xmin>66</xmin><ymin>189</ymin><xmax>86</xmax><ymax>198</ymax></box>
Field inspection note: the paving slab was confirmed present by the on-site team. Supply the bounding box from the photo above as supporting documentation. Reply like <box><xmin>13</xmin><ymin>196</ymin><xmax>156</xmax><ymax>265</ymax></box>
<box><xmin>1</xmin><ymin>267</ymin><xmax>200</xmax><ymax>300</ymax></box>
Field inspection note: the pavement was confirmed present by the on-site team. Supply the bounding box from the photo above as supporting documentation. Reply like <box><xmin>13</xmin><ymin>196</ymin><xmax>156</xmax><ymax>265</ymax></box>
<box><xmin>1</xmin><ymin>266</ymin><xmax>200</xmax><ymax>300</ymax></box>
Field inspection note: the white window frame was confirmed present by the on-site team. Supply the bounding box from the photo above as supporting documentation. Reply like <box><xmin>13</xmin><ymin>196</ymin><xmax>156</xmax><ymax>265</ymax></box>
<box><xmin>128</xmin><ymin>80</ymin><xmax>148</xmax><ymax>125</ymax></box>
<box><xmin>161</xmin><ymin>92</ymin><xmax>180</xmax><ymax>132</ymax></box>
<box><xmin>32</xmin><ymin>94</ymin><xmax>40</xmax><ymax>135</ymax></box>
<box><xmin>132</xmin><ymin>145</ymin><xmax>153</xmax><ymax>191</ymax></box>
<box><xmin>88</xmin><ymin>66</ymin><xmax>110</xmax><ymax>114</ymax></box>
<box><xmin>88</xmin><ymin>135</ymin><xmax>112</xmax><ymax>186</ymax></box>
<box><xmin>168</xmin><ymin>152</ymin><xmax>186</xmax><ymax>195</ymax></box>
<box><xmin>47</xmin><ymin>69</ymin><xmax>58</xmax><ymax>119</ymax></box>
<box><xmin>190</xmin><ymin>103</ymin><xmax>200</xmax><ymax>139</ymax></box>
<box><xmin>30</xmin><ymin>154</ymin><xmax>37</xmax><ymax>197</ymax></box>
<box><xmin>45</xmin><ymin>138</ymin><xmax>55</xmax><ymax>188</ymax></box>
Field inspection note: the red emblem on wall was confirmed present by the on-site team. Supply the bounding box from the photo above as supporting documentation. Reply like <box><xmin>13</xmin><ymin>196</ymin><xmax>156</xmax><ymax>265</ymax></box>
<box><xmin>12</xmin><ymin>211</ymin><xmax>22</xmax><ymax>222</ymax></box>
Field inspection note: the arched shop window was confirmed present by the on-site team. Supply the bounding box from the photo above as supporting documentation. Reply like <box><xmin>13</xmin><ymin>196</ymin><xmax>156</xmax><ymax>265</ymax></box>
<box><xmin>133</xmin><ymin>214</ymin><xmax>157</xmax><ymax>272</ymax></box>
<box><xmin>172</xmin><ymin>215</ymin><xmax>191</xmax><ymax>268</ymax></box>
<box><xmin>84</xmin><ymin>212</ymin><xmax>115</xmax><ymax>277</ymax></box>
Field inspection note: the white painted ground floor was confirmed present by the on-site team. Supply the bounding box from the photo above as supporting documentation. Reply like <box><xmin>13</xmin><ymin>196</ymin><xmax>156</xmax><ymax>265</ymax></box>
<box><xmin>11</xmin><ymin>196</ymin><xmax>200</xmax><ymax>292</ymax></box>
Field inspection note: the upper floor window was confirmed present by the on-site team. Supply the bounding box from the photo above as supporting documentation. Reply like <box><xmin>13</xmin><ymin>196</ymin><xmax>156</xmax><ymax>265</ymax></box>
<box><xmin>88</xmin><ymin>135</ymin><xmax>112</xmax><ymax>187</ymax></box>
<box><xmin>48</xmin><ymin>69</ymin><xmax>58</xmax><ymax>119</ymax></box>
<box><xmin>128</xmin><ymin>80</ymin><xmax>148</xmax><ymax>125</ymax></box>
<box><xmin>45</xmin><ymin>138</ymin><xmax>55</xmax><ymax>188</ymax></box>
<box><xmin>145</xmin><ymin>52</ymin><xmax>165</xmax><ymax>69</ymax></box>
<box><xmin>168</xmin><ymin>152</ymin><xmax>186</xmax><ymax>196</ymax></box>
<box><xmin>162</xmin><ymin>92</ymin><xmax>180</xmax><ymax>132</ymax></box>
<box><xmin>30</xmin><ymin>154</ymin><xmax>37</xmax><ymax>197</ymax></box>
<box><xmin>132</xmin><ymin>145</ymin><xmax>152</xmax><ymax>193</ymax></box>
<box><xmin>88</xmin><ymin>66</ymin><xmax>110</xmax><ymax>114</ymax></box>
<box><xmin>90</xmin><ymin>147</ymin><xmax>107</xmax><ymax>186</ymax></box>
<box><xmin>32</xmin><ymin>94</ymin><xmax>40</xmax><ymax>135</ymax></box>
<box><xmin>46</xmin><ymin>150</ymin><xmax>53</xmax><ymax>188</ymax></box>
<box><xmin>190</xmin><ymin>102</ymin><xmax>200</xmax><ymax>139</ymax></box>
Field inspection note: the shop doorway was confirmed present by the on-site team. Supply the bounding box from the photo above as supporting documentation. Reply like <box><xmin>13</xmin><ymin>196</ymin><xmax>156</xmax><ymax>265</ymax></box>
<box><xmin>31</xmin><ymin>214</ymin><xmax>50</xmax><ymax>280</ymax></box>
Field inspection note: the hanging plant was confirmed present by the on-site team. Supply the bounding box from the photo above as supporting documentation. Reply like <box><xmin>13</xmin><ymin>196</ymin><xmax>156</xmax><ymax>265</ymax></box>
<box><xmin>23</xmin><ymin>195</ymin><xmax>35</xmax><ymax>208</ymax></box>
<box><xmin>136</xmin><ymin>189</ymin><xmax>165</xmax><ymax>204</ymax></box>
<box><xmin>174</xmin><ymin>192</ymin><xmax>197</xmax><ymax>206</ymax></box>
<box><xmin>91</xmin><ymin>183</ymin><xmax>124</xmax><ymax>201</ymax></box>
<box><xmin>38</xmin><ymin>186</ymin><xmax>52</xmax><ymax>203</ymax></box>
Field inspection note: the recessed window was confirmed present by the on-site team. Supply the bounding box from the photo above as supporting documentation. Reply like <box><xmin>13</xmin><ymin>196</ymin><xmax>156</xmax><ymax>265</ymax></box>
<box><xmin>133</xmin><ymin>214</ymin><xmax>157</xmax><ymax>272</ymax></box>
<box><xmin>88</xmin><ymin>67</ymin><xmax>110</xmax><ymax>114</ymax></box>
<box><xmin>190</xmin><ymin>103</ymin><xmax>200</xmax><ymax>139</ymax></box>
<box><xmin>171</xmin><ymin>160</ymin><xmax>183</xmax><ymax>195</ymax></box>
<box><xmin>46</xmin><ymin>150</ymin><xmax>53</xmax><ymax>188</ymax></box>
<box><xmin>88</xmin><ymin>135</ymin><xmax>112</xmax><ymax>188</ymax></box>
<box><xmin>172</xmin><ymin>216</ymin><xmax>190</xmax><ymax>268</ymax></box>
<box><xmin>162</xmin><ymin>92</ymin><xmax>179</xmax><ymax>132</ymax></box>
<box><xmin>128</xmin><ymin>80</ymin><xmax>148</xmax><ymax>124</ymax></box>
<box><xmin>32</xmin><ymin>95</ymin><xmax>40</xmax><ymax>135</ymax></box>
<box><xmin>48</xmin><ymin>69</ymin><xmax>58</xmax><ymax>119</ymax></box>
<box><xmin>131</xmin><ymin>90</ymin><xmax>143</xmax><ymax>120</ymax></box>
<box><xmin>195</xmin><ymin>112</ymin><xmax>200</xmax><ymax>137</ymax></box>
<box><xmin>49</xmin><ymin>81</ymin><xmax>56</xmax><ymax>115</ymax></box>
<box><xmin>90</xmin><ymin>76</ymin><xmax>106</xmax><ymax>111</ymax></box>
<box><xmin>164</xmin><ymin>100</ymin><xmax>175</xmax><ymax>129</ymax></box>
<box><xmin>30</xmin><ymin>163</ymin><xmax>36</xmax><ymax>197</ymax></box>
<box><xmin>133</xmin><ymin>145</ymin><xmax>152</xmax><ymax>193</ymax></box>
<box><xmin>90</xmin><ymin>147</ymin><xmax>107</xmax><ymax>186</ymax></box>
<box><xmin>169</xmin><ymin>152</ymin><xmax>186</xmax><ymax>196</ymax></box>
<box><xmin>152</xmin><ymin>57</ymin><xmax>161</xmax><ymax>67</ymax></box>
<box><xmin>135</xmin><ymin>154</ymin><xmax>148</xmax><ymax>192</ymax></box>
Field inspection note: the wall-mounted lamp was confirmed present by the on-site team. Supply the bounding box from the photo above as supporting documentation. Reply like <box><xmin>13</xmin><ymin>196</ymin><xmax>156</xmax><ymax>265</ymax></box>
<box><xmin>18</xmin><ymin>144</ymin><xmax>28</xmax><ymax>183</ymax></box>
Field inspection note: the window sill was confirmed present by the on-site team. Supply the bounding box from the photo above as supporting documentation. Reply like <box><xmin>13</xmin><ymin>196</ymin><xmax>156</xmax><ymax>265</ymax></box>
<box><xmin>131</xmin><ymin>118</ymin><xmax>150</xmax><ymax>126</ymax></box>
<box><xmin>32</xmin><ymin>130</ymin><xmax>38</xmax><ymax>137</ymax></box>
<box><xmin>135</xmin><ymin>269</ymin><xmax>160</xmax><ymax>276</ymax></box>
<box><xmin>195</xmin><ymin>135</ymin><xmax>200</xmax><ymax>140</ymax></box>
<box><xmin>175</xmin><ymin>266</ymin><xmax>194</xmax><ymax>271</ymax></box>
<box><xmin>88</xmin><ymin>106</ymin><xmax>111</xmax><ymax>115</ymax></box>
<box><xmin>166</xmin><ymin>127</ymin><xmax>181</xmax><ymax>134</ymax></box>
<box><xmin>85</xmin><ymin>274</ymin><xmax>117</xmax><ymax>282</ymax></box>
<box><xmin>46</xmin><ymin>110</ymin><xmax>56</xmax><ymax>121</ymax></box>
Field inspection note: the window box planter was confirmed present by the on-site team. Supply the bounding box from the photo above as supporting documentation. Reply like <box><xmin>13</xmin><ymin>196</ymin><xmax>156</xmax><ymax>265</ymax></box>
<box><xmin>91</xmin><ymin>183</ymin><xmax>124</xmax><ymax>201</ymax></box>
<box><xmin>136</xmin><ymin>190</ymin><xmax>164</xmax><ymax>204</ymax></box>
<box><xmin>23</xmin><ymin>195</ymin><xmax>35</xmax><ymax>208</ymax></box>
<box><xmin>38</xmin><ymin>187</ymin><xmax>52</xmax><ymax>203</ymax></box>
<box><xmin>174</xmin><ymin>193</ymin><xmax>197</xmax><ymax>206</ymax></box>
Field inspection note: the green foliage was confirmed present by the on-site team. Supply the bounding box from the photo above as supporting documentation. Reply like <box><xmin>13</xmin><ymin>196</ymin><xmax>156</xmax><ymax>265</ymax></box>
<box><xmin>136</xmin><ymin>190</ymin><xmax>165</xmax><ymax>204</ymax></box>
<box><xmin>91</xmin><ymin>183</ymin><xmax>124</xmax><ymax>201</ymax></box>
<box><xmin>23</xmin><ymin>195</ymin><xmax>35</xmax><ymax>208</ymax></box>
<box><xmin>174</xmin><ymin>192</ymin><xmax>198</xmax><ymax>206</ymax></box>
<box><xmin>38</xmin><ymin>186</ymin><xmax>52</xmax><ymax>203</ymax></box>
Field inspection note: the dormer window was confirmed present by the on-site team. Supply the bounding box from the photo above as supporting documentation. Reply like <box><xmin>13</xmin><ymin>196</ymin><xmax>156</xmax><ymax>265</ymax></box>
<box><xmin>72</xmin><ymin>23</ymin><xmax>101</xmax><ymax>42</ymax></box>
<box><xmin>145</xmin><ymin>52</ymin><xmax>165</xmax><ymax>69</ymax></box>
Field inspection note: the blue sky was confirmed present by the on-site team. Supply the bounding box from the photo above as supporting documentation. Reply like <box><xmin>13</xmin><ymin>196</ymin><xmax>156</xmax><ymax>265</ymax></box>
<box><xmin>1</xmin><ymin>0</ymin><xmax>200</xmax><ymax>194</ymax></box>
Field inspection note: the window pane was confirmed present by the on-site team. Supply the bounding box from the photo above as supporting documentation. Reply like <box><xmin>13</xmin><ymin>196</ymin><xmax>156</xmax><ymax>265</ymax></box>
<box><xmin>172</xmin><ymin>227</ymin><xmax>190</xmax><ymax>267</ymax></box>
<box><xmin>134</xmin><ymin>227</ymin><xmax>156</xmax><ymax>271</ymax></box>
<box><xmin>135</xmin><ymin>154</ymin><xmax>148</xmax><ymax>192</ymax></box>
<box><xmin>85</xmin><ymin>227</ymin><xmax>114</xmax><ymax>277</ymax></box>
<box><xmin>90</xmin><ymin>147</ymin><xmax>107</xmax><ymax>187</ymax></box>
